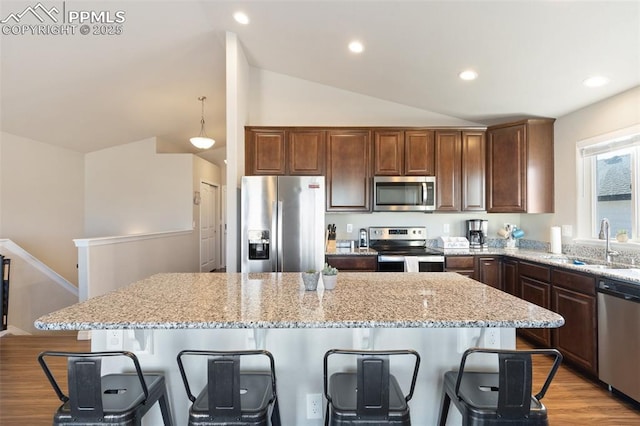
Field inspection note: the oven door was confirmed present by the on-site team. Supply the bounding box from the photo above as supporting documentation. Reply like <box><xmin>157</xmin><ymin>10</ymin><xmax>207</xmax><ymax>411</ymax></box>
<box><xmin>377</xmin><ymin>255</ymin><xmax>444</xmax><ymax>272</ymax></box>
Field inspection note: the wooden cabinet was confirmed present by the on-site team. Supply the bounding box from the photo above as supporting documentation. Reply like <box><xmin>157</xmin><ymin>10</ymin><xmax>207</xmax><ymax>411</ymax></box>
<box><xmin>245</xmin><ymin>128</ymin><xmax>324</xmax><ymax>176</ymax></box>
<box><xmin>462</xmin><ymin>131</ymin><xmax>486</xmax><ymax>211</ymax></box>
<box><xmin>325</xmin><ymin>255</ymin><xmax>377</xmax><ymax>272</ymax></box>
<box><xmin>373</xmin><ymin>130</ymin><xmax>404</xmax><ymax>175</ymax></box>
<box><xmin>326</xmin><ymin>130</ymin><xmax>371</xmax><ymax>212</ymax></box>
<box><xmin>475</xmin><ymin>256</ymin><xmax>501</xmax><ymax>289</ymax></box>
<box><xmin>405</xmin><ymin>130</ymin><xmax>435</xmax><ymax>176</ymax></box>
<box><xmin>518</xmin><ymin>261</ymin><xmax>552</xmax><ymax>347</ymax></box>
<box><xmin>486</xmin><ymin>119</ymin><xmax>555</xmax><ymax>213</ymax></box>
<box><xmin>551</xmin><ymin>269</ymin><xmax>597</xmax><ymax>376</ymax></box>
<box><xmin>445</xmin><ymin>255</ymin><xmax>475</xmax><ymax>278</ymax></box>
<box><xmin>373</xmin><ymin>129</ymin><xmax>435</xmax><ymax>176</ymax></box>
<box><xmin>288</xmin><ymin>130</ymin><xmax>325</xmax><ymax>175</ymax></box>
<box><xmin>501</xmin><ymin>258</ymin><xmax>518</xmax><ymax>297</ymax></box>
<box><xmin>435</xmin><ymin>130</ymin><xmax>486</xmax><ymax>212</ymax></box>
<box><xmin>245</xmin><ymin>129</ymin><xmax>286</xmax><ymax>175</ymax></box>
<box><xmin>435</xmin><ymin>131</ymin><xmax>462</xmax><ymax>211</ymax></box>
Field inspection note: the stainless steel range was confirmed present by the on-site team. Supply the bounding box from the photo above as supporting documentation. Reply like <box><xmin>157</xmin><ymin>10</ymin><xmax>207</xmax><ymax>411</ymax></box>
<box><xmin>368</xmin><ymin>226</ymin><xmax>444</xmax><ymax>272</ymax></box>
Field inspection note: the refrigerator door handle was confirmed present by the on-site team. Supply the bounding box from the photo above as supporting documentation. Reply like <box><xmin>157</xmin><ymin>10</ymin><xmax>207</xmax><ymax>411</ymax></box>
<box><xmin>277</xmin><ymin>201</ymin><xmax>284</xmax><ymax>272</ymax></box>
<box><xmin>271</xmin><ymin>201</ymin><xmax>278</xmax><ymax>272</ymax></box>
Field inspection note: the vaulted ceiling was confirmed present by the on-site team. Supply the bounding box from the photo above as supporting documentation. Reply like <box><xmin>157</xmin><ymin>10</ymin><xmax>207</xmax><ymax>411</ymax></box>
<box><xmin>1</xmin><ymin>1</ymin><xmax>638</xmax><ymax>167</ymax></box>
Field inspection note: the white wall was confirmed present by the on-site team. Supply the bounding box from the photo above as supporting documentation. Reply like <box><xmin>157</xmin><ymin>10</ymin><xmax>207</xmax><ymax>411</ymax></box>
<box><xmin>521</xmin><ymin>86</ymin><xmax>640</xmax><ymax>242</ymax></box>
<box><xmin>226</xmin><ymin>32</ymin><xmax>251</xmax><ymax>272</ymax></box>
<box><xmin>84</xmin><ymin>138</ymin><xmax>193</xmax><ymax>237</ymax></box>
<box><xmin>0</xmin><ymin>132</ymin><xmax>84</xmax><ymax>285</ymax></box>
<box><xmin>249</xmin><ymin>68</ymin><xmax>482</xmax><ymax>127</ymax></box>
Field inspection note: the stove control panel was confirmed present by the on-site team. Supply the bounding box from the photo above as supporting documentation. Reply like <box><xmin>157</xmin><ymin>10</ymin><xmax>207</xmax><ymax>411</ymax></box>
<box><xmin>369</xmin><ymin>226</ymin><xmax>427</xmax><ymax>241</ymax></box>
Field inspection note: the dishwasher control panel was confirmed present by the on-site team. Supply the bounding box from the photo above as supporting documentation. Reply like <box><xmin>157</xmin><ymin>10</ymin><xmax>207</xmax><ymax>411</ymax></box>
<box><xmin>598</xmin><ymin>278</ymin><xmax>640</xmax><ymax>302</ymax></box>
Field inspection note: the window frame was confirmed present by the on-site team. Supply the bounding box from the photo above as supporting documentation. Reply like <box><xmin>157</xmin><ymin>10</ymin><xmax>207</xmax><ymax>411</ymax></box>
<box><xmin>577</xmin><ymin>124</ymin><xmax>640</xmax><ymax>242</ymax></box>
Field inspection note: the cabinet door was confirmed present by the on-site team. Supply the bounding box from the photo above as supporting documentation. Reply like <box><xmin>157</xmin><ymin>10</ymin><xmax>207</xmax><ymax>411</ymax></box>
<box><xmin>288</xmin><ymin>130</ymin><xmax>325</xmax><ymax>175</ymax></box>
<box><xmin>374</xmin><ymin>130</ymin><xmax>404</xmax><ymax>175</ymax></box>
<box><xmin>405</xmin><ymin>130</ymin><xmax>435</xmax><ymax>176</ymax></box>
<box><xmin>435</xmin><ymin>130</ymin><xmax>462</xmax><ymax>211</ymax></box>
<box><xmin>326</xmin><ymin>130</ymin><xmax>371</xmax><ymax>212</ymax></box>
<box><xmin>552</xmin><ymin>286</ymin><xmax>597</xmax><ymax>376</ymax></box>
<box><xmin>519</xmin><ymin>275</ymin><xmax>552</xmax><ymax>346</ymax></box>
<box><xmin>325</xmin><ymin>255</ymin><xmax>377</xmax><ymax>272</ymax></box>
<box><xmin>501</xmin><ymin>259</ymin><xmax>518</xmax><ymax>296</ymax></box>
<box><xmin>476</xmin><ymin>256</ymin><xmax>501</xmax><ymax>289</ymax></box>
<box><xmin>445</xmin><ymin>256</ymin><xmax>474</xmax><ymax>277</ymax></box>
<box><xmin>462</xmin><ymin>131</ymin><xmax>486</xmax><ymax>211</ymax></box>
<box><xmin>486</xmin><ymin>124</ymin><xmax>526</xmax><ymax>212</ymax></box>
<box><xmin>245</xmin><ymin>129</ymin><xmax>287</xmax><ymax>175</ymax></box>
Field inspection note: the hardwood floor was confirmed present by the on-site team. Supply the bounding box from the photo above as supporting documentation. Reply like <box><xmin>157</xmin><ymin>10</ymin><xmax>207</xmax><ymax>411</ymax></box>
<box><xmin>0</xmin><ymin>334</ymin><xmax>638</xmax><ymax>425</ymax></box>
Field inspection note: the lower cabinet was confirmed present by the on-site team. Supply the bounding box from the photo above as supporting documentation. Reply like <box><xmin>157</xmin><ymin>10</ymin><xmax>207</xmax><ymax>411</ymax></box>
<box><xmin>517</xmin><ymin>261</ymin><xmax>552</xmax><ymax>347</ymax></box>
<box><xmin>325</xmin><ymin>255</ymin><xmax>377</xmax><ymax>272</ymax></box>
<box><xmin>445</xmin><ymin>255</ymin><xmax>474</xmax><ymax>277</ymax></box>
<box><xmin>501</xmin><ymin>258</ymin><xmax>518</xmax><ymax>296</ymax></box>
<box><xmin>475</xmin><ymin>256</ymin><xmax>501</xmax><ymax>289</ymax></box>
<box><xmin>551</xmin><ymin>269</ymin><xmax>597</xmax><ymax>376</ymax></box>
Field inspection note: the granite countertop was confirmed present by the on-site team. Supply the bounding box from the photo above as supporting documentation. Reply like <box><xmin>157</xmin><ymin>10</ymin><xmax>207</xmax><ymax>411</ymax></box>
<box><xmin>35</xmin><ymin>272</ymin><xmax>563</xmax><ymax>331</ymax></box>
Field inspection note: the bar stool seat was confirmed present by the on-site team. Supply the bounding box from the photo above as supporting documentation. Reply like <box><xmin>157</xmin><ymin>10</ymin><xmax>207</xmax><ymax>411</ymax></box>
<box><xmin>38</xmin><ymin>350</ymin><xmax>173</xmax><ymax>426</ymax></box>
<box><xmin>177</xmin><ymin>349</ymin><xmax>281</xmax><ymax>426</ymax></box>
<box><xmin>323</xmin><ymin>349</ymin><xmax>420</xmax><ymax>426</ymax></box>
<box><xmin>437</xmin><ymin>348</ymin><xmax>562</xmax><ymax>426</ymax></box>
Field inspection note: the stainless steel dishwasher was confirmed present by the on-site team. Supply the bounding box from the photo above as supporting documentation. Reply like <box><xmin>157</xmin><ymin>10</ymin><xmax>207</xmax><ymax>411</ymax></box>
<box><xmin>597</xmin><ymin>277</ymin><xmax>640</xmax><ymax>403</ymax></box>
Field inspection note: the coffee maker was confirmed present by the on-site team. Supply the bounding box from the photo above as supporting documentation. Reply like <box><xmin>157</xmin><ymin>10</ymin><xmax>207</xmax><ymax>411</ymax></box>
<box><xmin>467</xmin><ymin>219</ymin><xmax>488</xmax><ymax>248</ymax></box>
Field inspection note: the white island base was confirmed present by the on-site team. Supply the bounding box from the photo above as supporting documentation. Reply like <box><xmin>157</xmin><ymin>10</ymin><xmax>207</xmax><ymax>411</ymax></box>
<box><xmin>92</xmin><ymin>327</ymin><xmax>515</xmax><ymax>426</ymax></box>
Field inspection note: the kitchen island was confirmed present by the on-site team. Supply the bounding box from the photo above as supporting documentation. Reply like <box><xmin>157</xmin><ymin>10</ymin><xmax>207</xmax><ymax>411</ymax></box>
<box><xmin>36</xmin><ymin>272</ymin><xmax>563</xmax><ymax>425</ymax></box>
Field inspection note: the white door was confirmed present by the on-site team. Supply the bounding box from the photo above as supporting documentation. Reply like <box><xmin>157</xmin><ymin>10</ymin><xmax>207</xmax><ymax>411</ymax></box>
<box><xmin>220</xmin><ymin>185</ymin><xmax>227</xmax><ymax>269</ymax></box>
<box><xmin>200</xmin><ymin>182</ymin><xmax>218</xmax><ymax>272</ymax></box>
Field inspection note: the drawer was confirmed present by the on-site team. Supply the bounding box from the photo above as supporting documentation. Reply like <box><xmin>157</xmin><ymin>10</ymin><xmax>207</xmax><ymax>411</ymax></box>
<box><xmin>325</xmin><ymin>255</ymin><xmax>377</xmax><ymax>271</ymax></box>
<box><xmin>445</xmin><ymin>256</ymin><xmax>475</xmax><ymax>269</ymax></box>
<box><xmin>552</xmin><ymin>268</ymin><xmax>596</xmax><ymax>296</ymax></box>
<box><xmin>519</xmin><ymin>261</ymin><xmax>551</xmax><ymax>282</ymax></box>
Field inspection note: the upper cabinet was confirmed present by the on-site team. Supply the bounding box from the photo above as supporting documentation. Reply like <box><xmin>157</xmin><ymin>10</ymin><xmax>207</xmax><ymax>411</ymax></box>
<box><xmin>326</xmin><ymin>130</ymin><xmax>371</xmax><ymax>212</ymax></box>
<box><xmin>373</xmin><ymin>129</ymin><xmax>435</xmax><ymax>176</ymax></box>
<box><xmin>245</xmin><ymin>128</ymin><xmax>325</xmax><ymax>176</ymax></box>
<box><xmin>486</xmin><ymin>118</ymin><xmax>555</xmax><ymax>213</ymax></box>
<box><xmin>245</xmin><ymin>129</ymin><xmax>287</xmax><ymax>175</ymax></box>
<box><xmin>435</xmin><ymin>130</ymin><xmax>486</xmax><ymax>212</ymax></box>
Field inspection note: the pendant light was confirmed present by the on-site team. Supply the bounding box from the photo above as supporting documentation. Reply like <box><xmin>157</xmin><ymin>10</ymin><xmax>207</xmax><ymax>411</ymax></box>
<box><xmin>190</xmin><ymin>96</ymin><xmax>215</xmax><ymax>149</ymax></box>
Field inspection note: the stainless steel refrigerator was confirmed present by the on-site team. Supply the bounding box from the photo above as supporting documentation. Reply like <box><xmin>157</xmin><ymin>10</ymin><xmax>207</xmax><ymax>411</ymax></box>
<box><xmin>241</xmin><ymin>176</ymin><xmax>325</xmax><ymax>273</ymax></box>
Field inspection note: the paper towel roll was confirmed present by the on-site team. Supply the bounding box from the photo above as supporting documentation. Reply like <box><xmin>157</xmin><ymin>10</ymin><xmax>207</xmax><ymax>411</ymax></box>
<box><xmin>550</xmin><ymin>226</ymin><xmax>562</xmax><ymax>254</ymax></box>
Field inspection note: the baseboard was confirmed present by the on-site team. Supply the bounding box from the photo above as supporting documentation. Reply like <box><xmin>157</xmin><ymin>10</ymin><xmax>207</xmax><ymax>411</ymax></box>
<box><xmin>0</xmin><ymin>325</ymin><xmax>31</xmax><ymax>337</ymax></box>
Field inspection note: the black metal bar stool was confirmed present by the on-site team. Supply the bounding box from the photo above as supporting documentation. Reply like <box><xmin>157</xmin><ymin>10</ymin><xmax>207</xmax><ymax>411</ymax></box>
<box><xmin>437</xmin><ymin>348</ymin><xmax>562</xmax><ymax>426</ymax></box>
<box><xmin>323</xmin><ymin>349</ymin><xmax>421</xmax><ymax>426</ymax></box>
<box><xmin>177</xmin><ymin>349</ymin><xmax>281</xmax><ymax>426</ymax></box>
<box><xmin>38</xmin><ymin>350</ymin><xmax>173</xmax><ymax>426</ymax></box>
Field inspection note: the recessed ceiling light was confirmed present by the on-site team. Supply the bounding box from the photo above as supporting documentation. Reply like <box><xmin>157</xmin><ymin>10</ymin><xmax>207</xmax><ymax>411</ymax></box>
<box><xmin>233</xmin><ymin>11</ymin><xmax>249</xmax><ymax>25</ymax></box>
<box><xmin>459</xmin><ymin>70</ymin><xmax>478</xmax><ymax>81</ymax></box>
<box><xmin>348</xmin><ymin>41</ymin><xmax>364</xmax><ymax>54</ymax></box>
<box><xmin>583</xmin><ymin>75</ymin><xmax>609</xmax><ymax>87</ymax></box>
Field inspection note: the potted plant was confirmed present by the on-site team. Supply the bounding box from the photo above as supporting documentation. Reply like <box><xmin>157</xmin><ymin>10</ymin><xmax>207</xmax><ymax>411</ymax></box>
<box><xmin>616</xmin><ymin>229</ymin><xmax>629</xmax><ymax>243</ymax></box>
<box><xmin>322</xmin><ymin>263</ymin><xmax>339</xmax><ymax>290</ymax></box>
<box><xmin>301</xmin><ymin>269</ymin><xmax>320</xmax><ymax>291</ymax></box>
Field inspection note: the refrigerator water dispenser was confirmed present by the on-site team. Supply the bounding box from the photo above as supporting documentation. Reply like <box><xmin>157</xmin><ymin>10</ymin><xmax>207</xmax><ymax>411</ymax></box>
<box><xmin>248</xmin><ymin>230</ymin><xmax>270</xmax><ymax>260</ymax></box>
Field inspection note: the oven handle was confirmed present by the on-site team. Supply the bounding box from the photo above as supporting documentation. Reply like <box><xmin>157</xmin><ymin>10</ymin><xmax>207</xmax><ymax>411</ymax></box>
<box><xmin>378</xmin><ymin>255</ymin><xmax>445</xmax><ymax>263</ymax></box>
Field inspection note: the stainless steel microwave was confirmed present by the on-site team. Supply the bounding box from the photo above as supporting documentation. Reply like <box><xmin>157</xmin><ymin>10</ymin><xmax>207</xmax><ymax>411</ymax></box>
<box><xmin>373</xmin><ymin>176</ymin><xmax>436</xmax><ymax>212</ymax></box>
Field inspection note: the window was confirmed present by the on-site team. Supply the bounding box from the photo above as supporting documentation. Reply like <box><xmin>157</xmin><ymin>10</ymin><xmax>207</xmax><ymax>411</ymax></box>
<box><xmin>579</xmin><ymin>127</ymin><xmax>640</xmax><ymax>240</ymax></box>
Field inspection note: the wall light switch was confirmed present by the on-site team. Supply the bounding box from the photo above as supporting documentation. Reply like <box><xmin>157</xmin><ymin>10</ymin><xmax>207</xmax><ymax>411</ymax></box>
<box><xmin>561</xmin><ymin>225</ymin><xmax>573</xmax><ymax>237</ymax></box>
<box><xmin>443</xmin><ymin>224</ymin><xmax>450</xmax><ymax>234</ymax></box>
<box><xmin>346</xmin><ymin>224</ymin><xmax>353</xmax><ymax>233</ymax></box>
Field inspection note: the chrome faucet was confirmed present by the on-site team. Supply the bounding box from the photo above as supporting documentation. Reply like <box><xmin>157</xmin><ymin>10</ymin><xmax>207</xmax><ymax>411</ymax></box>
<box><xmin>599</xmin><ymin>218</ymin><xmax>619</xmax><ymax>263</ymax></box>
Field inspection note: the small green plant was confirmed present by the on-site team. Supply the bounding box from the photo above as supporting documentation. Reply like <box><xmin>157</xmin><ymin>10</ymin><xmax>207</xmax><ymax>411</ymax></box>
<box><xmin>322</xmin><ymin>263</ymin><xmax>338</xmax><ymax>276</ymax></box>
<box><xmin>305</xmin><ymin>269</ymin><xmax>317</xmax><ymax>274</ymax></box>
<box><xmin>617</xmin><ymin>229</ymin><xmax>628</xmax><ymax>235</ymax></box>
